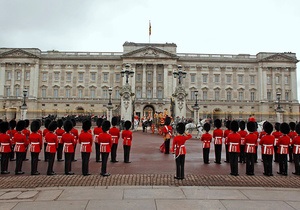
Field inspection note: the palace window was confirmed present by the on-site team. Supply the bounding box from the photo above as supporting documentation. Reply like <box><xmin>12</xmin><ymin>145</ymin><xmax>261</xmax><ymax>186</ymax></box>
<box><xmin>66</xmin><ymin>88</ymin><xmax>71</xmax><ymax>98</ymax></box>
<box><xmin>6</xmin><ymin>71</ymin><xmax>11</xmax><ymax>80</ymax></box>
<box><xmin>190</xmin><ymin>74</ymin><xmax>196</xmax><ymax>83</ymax></box>
<box><xmin>267</xmin><ymin>91</ymin><xmax>272</xmax><ymax>101</ymax></box>
<box><xmin>250</xmin><ymin>92</ymin><xmax>255</xmax><ymax>101</ymax></box>
<box><xmin>275</xmin><ymin>76</ymin><xmax>280</xmax><ymax>84</ymax></box>
<box><xmin>147</xmin><ymin>72</ymin><xmax>152</xmax><ymax>82</ymax></box>
<box><xmin>147</xmin><ymin>89</ymin><xmax>152</xmax><ymax>98</ymax></box>
<box><xmin>157</xmin><ymin>73</ymin><xmax>163</xmax><ymax>82</ymax></box>
<box><xmin>238</xmin><ymin>75</ymin><xmax>243</xmax><ymax>84</ymax></box>
<box><xmin>284</xmin><ymin>76</ymin><xmax>289</xmax><ymax>84</ymax></box>
<box><xmin>115</xmin><ymin>89</ymin><xmax>120</xmax><ymax>99</ymax></box>
<box><xmin>238</xmin><ymin>91</ymin><xmax>244</xmax><ymax>101</ymax></box>
<box><xmin>15</xmin><ymin>87</ymin><xmax>20</xmax><ymax>97</ymax></box>
<box><xmin>103</xmin><ymin>73</ymin><xmax>108</xmax><ymax>82</ymax></box>
<box><xmin>16</xmin><ymin>72</ymin><xmax>21</xmax><ymax>80</ymax></box>
<box><xmin>103</xmin><ymin>89</ymin><xmax>108</xmax><ymax>99</ymax></box>
<box><xmin>202</xmin><ymin>74</ymin><xmax>208</xmax><ymax>83</ymax></box>
<box><xmin>90</xmin><ymin>89</ymin><xmax>95</xmax><ymax>99</ymax></box>
<box><xmin>203</xmin><ymin>91</ymin><xmax>207</xmax><ymax>100</ymax></box>
<box><xmin>267</xmin><ymin>75</ymin><xmax>271</xmax><ymax>84</ymax></box>
<box><xmin>115</xmin><ymin>73</ymin><xmax>120</xmax><ymax>82</ymax></box>
<box><xmin>214</xmin><ymin>74</ymin><xmax>220</xmax><ymax>83</ymax></box>
<box><xmin>157</xmin><ymin>89</ymin><xmax>163</xmax><ymax>99</ymax></box>
<box><xmin>25</xmin><ymin>72</ymin><xmax>30</xmax><ymax>80</ymax></box>
<box><xmin>42</xmin><ymin>88</ymin><xmax>46</xmax><ymax>98</ymax></box>
<box><xmin>90</xmin><ymin>73</ymin><xmax>96</xmax><ymax>82</ymax></box>
<box><xmin>78</xmin><ymin>89</ymin><xmax>83</xmax><ymax>98</ymax></box>
<box><xmin>136</xmin><ymin>74</ymin><xmax>142</xmax><ymax>82</ymax></box>
<box><xmin>78</xmin><ymin>73</ymin><xmax>84</xmax><ymax>82</ymax></box>
<box><xmin>226</xmin><ymin>75</ymin><xmax>232</xmax><ymax>83</ymax></box>
<box><xmin>136</xmin><ymin>89</ymin><xmax>141</xmax><ymax>99</ymax></box>
<box><xmin>5</xmin><ymin>87</ymin><xmax>11</xmax><ymax>97</ymax></box>
<box><xmin>215</xmin><ymin>90</ymin><xmax>220</xmax><ymax>101</ymax></box>
<box><xmin>42</xmin><ymin>73</ymin><xmax>47</xmax><ymax>81</ymax></box>
<box><xmin>53</xmin><ymin>88</ymin><xmax>59</xmax><ymax>98</ymax></box>
<box><xmin>226</xmin><ymin>91</ymin><xmax>232</xmax><ymax>101</ymax></box>
<box><xmin>54</xmin><ymin>72</ymin><xmax>59</xmax><ymax>81</ymax></box>
<box><xmin>285</xmin><ymin>92</ymin><xmax>290</xmax><ymax>101</ymax></box>
<box><xmin>66</xmin><ymin>72</ymin><xmax>72</xmax><ymax>82</ymax></box>
<box><xmin>250</xmin><ymin>75</ymin><xmax>255</xmax><ymax>84</ymax></box>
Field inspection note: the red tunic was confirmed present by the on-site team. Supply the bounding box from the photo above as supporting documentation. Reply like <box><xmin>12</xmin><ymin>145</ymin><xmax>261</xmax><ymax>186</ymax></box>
<box><xmin>162</xmin><ymin>125</ymin><xmax>173</xmax><ymax>139</ymax></box>
<box><xmin>201</xmin><ymin>133</ymin><xmax>212</xmax><ymax>148</ymax></box>
<box><xmin>227</xmin><ymin>132</ymin><xmax>241</xmax><ymax>153</ymax></box>
<box><xmin>56</xmin><ymin>128</ymin><xmax>65</xmax><ymax>144</ymax></box>
<box><xmin>272</xmin><ymin>131</ymin><xmax>282</xmax><ymax>146</ymax></box>
<box><xmin>173</xmin><ymin>133</ymin><xmax>192</xmax><ymax>156</ymax></box>
<box><xmin>44</xmin><ymin>132</ymin><xmax>58</xmax><ymax>153</ymax></box>
<box><xmin>259</xmin><ymin>134</ymin><xmax>275</xmax><ymax>155</ymax></box>
<box><xmin>244</xmin><ymin>133</ymin><xmax>258</xmax><ymax>153</ymax></box>
<box><xmin>79</xmin><ymin>132</ymin><xmax>93</xmax><ymax>153</ymax></box>
<box><xmin>109</xmin><ymin>126</ymin><xmax>120</xmax><ymax>144</ymax></box>
<box><xmin>28</xmin><ymin>132</ymin><xmax>43</xmax><ymax>153</ymax></box>
<box><xmin>292</xmin><ymin>135</ymin><xmax>300</xmax><ymax>154</ymax></box>
<box><xmin>277</xmin><ymin>135</ymin><xmax>290</xmax><ymax>154</ymax></box>
<box><xmin>93</xmin><ymin>127</ymin><xmax>103</xmax><ymax>143</ymax></box>
<box><xmin>224</xmin><ymin>129</ymin><xmax>231</xmax><ymax>145</ymax></box>
<box><xmin>22</xmin><ymin>128</ymin><xmax>30</xmax><ymax>139</ymax></box>
<box><xmin>13</xmin><ymin>132</ymin><xmax>28</xmax><ymax>152</ymax></box>
<box><xmin>213</xmin><ymin>128</ymin><xmax>223</xmax><ymax>145</ymax></box>
<box><xmin>98</xmin><ymin>132</ymin><xmax>112</xmax><ymax>153</ymax></box>
<box><xmin>61</xmin><ymin>132</ymin><xmax>76</xmax><ymax>153</ymax></box>
<box><xmin>238</xmin><ymin>130</ymin><xmax>248</xmax><ymax>145</ymax></box>
<box><xmin>122</xmin><ymin>130</ymin><xmax>132</xmax><ymax>146</ymax></box>
<box><xmin>7</xmin><ymin>129</ymin><xmax>17</xmax><ymax>145</ymax></box>
<box><xmin>0</xmin><ymin>133</ymin><xmax>11</xmax><ymax>153</ymax></box>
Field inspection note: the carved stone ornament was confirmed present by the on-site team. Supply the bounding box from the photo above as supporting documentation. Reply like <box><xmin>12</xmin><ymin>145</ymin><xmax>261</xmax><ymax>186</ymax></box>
<box><xmin>143</xmin><ymin>48</ymin><xmax>158</xmax><ymax>57</ymax></box>
<box><xmin>172</xmin><ymin>85</ymin><xmax>188</xmax><ymax>111</ymax></box>
<box><xmin>120</xmin><ymin>84</ymin><xmax>134</xmax><ymax>111</ymax></box>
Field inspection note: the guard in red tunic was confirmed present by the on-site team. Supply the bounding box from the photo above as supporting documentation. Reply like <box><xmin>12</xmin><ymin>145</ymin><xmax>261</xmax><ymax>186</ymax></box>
<box><xmin>98</xmin><ymin>120</ymin><xmax>112</xmax><ymax>176</ymax></box>
<box><xmin>224</xmin><ymin>120</ymin><xmax>231</xmax><ymax>163</ymax></box>
<box><xmin>13</xmin><ymin>120</ymin><xmax>28</xmax><ymax>175</ymax></box>
<box><xmin>43</xmin><ymin>119</ymin><xmax>52</xmax><ymax>162</ymax></box>
<box><xmin>0</xmin><ymin>121</ymin><xmax>11</xmax><ymax>174</ymax></box>
<box><xmin>272</xmin><ymin>122</ymin><xmax>282</xmax><ymax>162</ymax></box>
<box><xmin>213</xmin><ymin>119</ymin><xmax>223</xmax><ymax>164</ymax></box>
<box><xmin>55</xmin><ymin>119</ymin><xmax>65</xmax><ymax>162</ymax></box>
<box><xmin>28</xmin><ymin>120</ymin><xmax>43</xmax><ymax>175</ymax></box>
<box><xmin>238</xmin><ymin>121</ymin><xmax>247</xmax><ymax>163</ymax></box>
<box><xmin>93</xmin><ymin>118</ymin><xmax>103</xmax><ymax>162</ymax></box>
<box><xmin>244</xmin><ymin>121</ymin><xmax>258</xmax><ymax>175</ymax></box>
<box><xmin>109</xmin><ymin>116</ymin><xmax>120</xmax><ymax>163</ymax></box>
<box><xmin>7</xmin><ymin>119</ymin><xmax>17</xmax><ymax>161</ymax></box>
<box><xmin>227</xmin><ymin>121</ymin><xmax>241</xmax><ymax>176</ymax></box>
<box><xmin>201</xmin><ymin>123</ymin><xmax>212</xmax><ymax>164</ymax></box>
<box><xmin>162</xmin><ymin>116</ymin><xmax>172</xmax><ymax>154</ymax></box>
<box><xmin>288</xmin><ymin>122</ymin><xmax>297</xmax><ymax>162</ymax></box>
<box><xmin>277</xmin><ymin>122</ymin><xmax>290</xmax><ymax>176</ymax></box>
<box><xmin>62</xmin><ymin>120</ymin><xmax>76</xmax><ymax>175</ymax></box>
<box><xmin>70</xmin><ymin>119</ymin><xmax>78</xmax><ymax>162</ymax></box>
<box><xmin>122</xmin><ymin>121</ymin><xmax>132</xmax><ymax>163</ymax></box>
<box><xmin>22</xmin><ymin>119</ymin><xmax>30</xmax><ymax>161</ymax></box>
<box><xmin>45</xmin><ymin>121</ymin><xmax>58</xmax><ymax>175</ymax></box>
<box><xmin>292</xmin><ymin>123</ymin><xmax>300</xmax><ymax>175</ymax></box>
<box><xmin>173</xmin><ymin>122</ymin><xmax>192</xmax><ymax>179</ymax></box>
<box><xmin>259</xmin><ymin>122</ymin><xmax>275</xmax><ymax>176</ymax></box>
<box><xmin>79</xmin><ymin>120</ymin><xmax>93</xmax><ymax>176</ymax></box>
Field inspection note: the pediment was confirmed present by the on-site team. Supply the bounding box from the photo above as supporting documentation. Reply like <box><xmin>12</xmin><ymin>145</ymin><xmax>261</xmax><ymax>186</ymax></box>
<box><xmin>259</xmin><ymin>53</ymin><xmax>297</xmax><ymax>63</ymax></box>
<box><xmin>0</xmin><ymin>49</ymin><xmax>40</xmax><ymax>58</ymax></box>
<box><xmin>122</xmin><ymin>46</ymin><xmax>178</xmax><ymax>59</ymax></box>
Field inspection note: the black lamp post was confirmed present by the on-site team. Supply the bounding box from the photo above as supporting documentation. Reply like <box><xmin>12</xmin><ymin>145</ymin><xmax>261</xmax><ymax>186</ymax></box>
<box><xmin>276</xmin><ymin>92</ymin><xmax>281</xmax><ymax>111</ymax></box>
<box><xmin>22</xmin><ymin>89</ymin><xmax>28</xmax><ymax>107</ymax></box>
<box><xmin>173</xmin><ymin>65</ymin><xmax>187</xmax><ymax>85</ymax></box>
<box><xmin>194</xmin><ymin>90</ymin><xmax>199</xmax><ymax>107</ymax></box>
<box><xmin>108</xmin><ymin>87</ymin><xmax>112</xmax><ymax>105</ymax></box>
<box><xmin>121</xmin><ymin>64</ymin><xmax>134</xmax><ymax>84</ymax></box>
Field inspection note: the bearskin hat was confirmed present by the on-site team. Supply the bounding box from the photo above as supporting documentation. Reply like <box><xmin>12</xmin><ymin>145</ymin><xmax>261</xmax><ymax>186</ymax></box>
<box><xmin>203</xmin><ymin>123</ymin><xmax>211</xmax><ymax>132</ymax></box>
<box><xmin>24</xmin><ymin>119</ymin><xmax>30</xmax><ymax>128</ymax></box>
<box><xmin>71</xmin><ymin>119</ymin><xmax>76</xmax><ymax>127</ymax></box>
<box><xmin>0</xmin><ymin>119</ymin><xmax>2</xmax><ymax>124</ymax></box>
<box><xmin>274</xmin><ymin>122</ymin><xmax>280</xmax><ymax>131</ymax></box>
<box><xmin>225</xmin><ymin>120</ymin><xmax>231</xmax><ymax>129</ymax></box>
<box><xmin>124</xmin><ymin>120</ymin><xmax>131</xmax><ymax>130</ymax></box>
<box><xmin>263</xmin><ymin>122</ymin><xmax>273</xmax><ymax>135</ymax></box>
<box><xmin>247</xmin><ymin>121</ymin><xmax>256</xmax><ymax>133</ymax></box>
<box><xmin>44</xmin><ymin>118</ymin><xmax>52</xmax><ymax>129</ymax></box>
<box><xmin>0</xmin><ymin>121</ymin><xmax>9</xmax><ymax>133</ymax></box>
<box><xmin>239</xmin><ymin>120</ymin><xmax>246</xmax><ymax>130</ymax></box>
<box><xmin>102</xmin><ymin>120</ymin><xmax>111</xmax><ymax>132</ymax></box>
<box><xmin>280</xmin><ymin>122</ymin><xmax>290</xmax><ymax>135</ymax></box>
<box><xmin>57</xmin><ymin>119</ymin><xmax>64</xmax><ymax>128</ymax></box>
<box><xmin>96</xmin><ymin>118</ymin><xmax>103</xmax><ymax>127</ymax></box>
<box><xmin>214</xmin><ymin>119</ymin><xmax>222</xmax><ymax>129</ymax></box>
<box><xmin>176</xmin><ymin>122</ymin><xmax>185</xmax><ymax>134</ymax></box>
<box><xmin>48</xmin><ymin>120</ymin><xmax>58</xmax><ymax>132</ymax></box>
<box><xmin>164</xmin><ymin>117</ymin><xmax>171</xmax><ymax>126</ymax></box>
<box><xmin>30</xmin><ymin>120</ymin><xmax>41</xmax><ymax>133</ymax></box>
<box><xmin>111</xmin><ymin>116</ymin><xmax>118</xmax><ymax>126</ymax></box>
<box><xmin>9</xmin><ymin>119</ymin><xmax>17</xmax><ymax>129</ymax></box>
<box><xmin>230</xmin><ymin>121</ymin><xmax>239</xmax><ymax>132</ymax></box>
<box><xmin>295</xmin><ymin>123</ymin><xmax>300</xmax><ymax>135</ymax></box>
<box><xmin>16</xmin><ymin>120</ymin><xmax>26</xmax><ymax>131</ymax></box>
<box><xmin>289</xmin><ymin>122</ymin><xmax>296</xmax><ymax>131</ymax></box>
<box><xmin>82</xmin><ymin>120</ymin><xmax>91</xmax><ymax>132</ymax></box>
<box><xmin>64</xmin><ymin>120</ymin><xmax>73</xmax><ymax>133</ymax></box>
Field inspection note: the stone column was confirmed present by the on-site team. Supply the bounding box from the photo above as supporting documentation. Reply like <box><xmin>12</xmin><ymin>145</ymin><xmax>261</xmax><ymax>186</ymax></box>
<box><xmin>172</xmin><ymin>84</ymin><xmax>187</xmax><ymax>118</ymax></box>
<box><xmin>120</xmin><ymin>84</ymin><xmax>133</xmax><ymax>121</ymax></box>
<box><xmin>142</xmin><ymin>64</ymin><xmax>146</xmax><ymax>98</ymax></box>
<box><xmin>0</xmin><ymin>63</ymin><xmax>5</xmax><ymax>97</ymax></box>
<box><xmin>290</xmin><ymin>67</ymin><xmax>297</xmax><ymax>102</ymax></box>
<box><xmin>276</xmin><ymin>110</ymin><xmax>284</xmax><ymax>123</ymax></box>
<box><xmin>153</xmin><ymin>64</ymin><xmax>157</xmax><ymax>98</ymax></box>
<box><xmin>20</xmin><ymin>105</ymin><xmax>27</xmax><ymax>120</ymax></box>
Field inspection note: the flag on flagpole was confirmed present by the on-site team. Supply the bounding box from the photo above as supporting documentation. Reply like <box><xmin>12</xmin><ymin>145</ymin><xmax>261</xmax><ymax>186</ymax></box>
<box><xmin>149</xmin><ymin>21</ymin><xmax>151</xmax><ymax>36</ymax></box>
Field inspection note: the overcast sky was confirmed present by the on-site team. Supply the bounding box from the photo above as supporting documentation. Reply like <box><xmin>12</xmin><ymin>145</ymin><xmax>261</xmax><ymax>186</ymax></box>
<box><xmin>1</xmin><ymin>0</ymin><xmax>299</xmax><ymax>99</ymax></box>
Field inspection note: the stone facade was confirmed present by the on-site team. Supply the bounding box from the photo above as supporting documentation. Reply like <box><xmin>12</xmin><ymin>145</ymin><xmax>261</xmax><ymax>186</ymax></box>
<box><xmin>0</xmin><ymin>42</ymin><xmax>298</xmax><ymax>123</ymax></box>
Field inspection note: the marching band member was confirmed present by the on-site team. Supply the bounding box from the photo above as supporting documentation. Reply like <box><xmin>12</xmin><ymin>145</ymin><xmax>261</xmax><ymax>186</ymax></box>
<box><xmin>79</xmin><ymin>120</ymin><xmax>93</xmax><ymax>176</ymax></box>
<box><xmin>28</xmin><ymin>120</ymin><xmax>43</xmax><ymax>175</ymax></box>
<box><xmin>122</xmin><ymin>121</ymin><xmax>132</xmax><ymax>163</ymax></box>
<box><xmin>227</xmin><ymin>121</ymin><xmax>241</xmax><ymax>176</ymax></box>
<box><xmin>162</xmin><ymin>116</ymin><xmax>172</xmax><ymax>154</ymax></box>
<box><xmin>13</xmin><ymin>120</ymin><xmax>28</xmax><ymax>175</ymax></box>
<box><xmin>0</xmin><ymin>121</ymin><xmax>11</xmax><ymax>174</ymax></box>
<box><xmin>224</xmin><ymin>120</ymin><xmax>231</xmax><ymax>163</ymax></box>
<box><xmin>288</xmin><ymin>122</ymin><xmax>297</xmax><ymax>162</ymax></box>
<box><xmin>93</xmin><ymin>118</ymin><xmax>103</xmax><ymax>162</ymax></box>
<box><xmin>238</xmin><ymin>121</ymin><xmax>247</xmax><ymax>163</ymax></box>
<box><xmin>70</xmin><ymin>119</ymin><xmax>78</xmax><ymax>162</ymax></box>
<box><xmin>173</xmin><ymin>122</ymin><xmax>192</xmax><ymax>179</ymax></box>
<box><xmin>22</xmin><ymin>119</ymin><xmax>30</xmax><ymax>161</ymax></box>
<box><xmin>43</xmin><ymin>119</ymin><xmax>52</xmax><ymax>162</ymax></box>
<box><xmin>98</xmin><ymin>120</ymin><xmax>112</xmax><ymax>176</ymax></box>
<box><xmin>244</xmin><ymin>121</ymin><xmax>258</xmax><ymax>175</ymax></box>
<box><xmin>213</xmin><ymin>119</ymin><xmax>223</xmax><ymax>164</ymax></box>
<box><xmin>45</xmin><ymin>121</ymin><xmax>58</xmax><ymax>175</ymax></box>
<box><xmin>109</xmin><ymin>116</ymin><xmax>120</xmax><ymax>163</ymax></box>
<box><xmin>62</xmin><ymin>120</ymin><xmax>76</xmax><ymax>175</ymax></box>
<box><xmin>7</xmin><ymin>119</ymin><xmax>17</xmax><ymax>161</ymax></box>
<box><xmin>201</xmin><ymin>123</ymin><xmax>212</xmax><ymax>164</ymax></box>
<box><xmin>259</xmin><ymin>122</ymin><xmax>275</xmax><ymax>176</ymax></box>
<box><xmin>55</xmin><ymin>119</ymin><xmax>65</xmax><ymax>162</ymax></box>
<box><xmin>272</xmin><ymin>122</ymin><xmax>282</xmax><ymax>162</ymax></box>
<box><xmin>276</xmin><ymin>122</ymin><xmax>290</xmax><ymax>176</ymax></box>
<box><xmin>292</xmin><ymin>123</ymin><xmax>300</xmax><ymax>175</ymax></box>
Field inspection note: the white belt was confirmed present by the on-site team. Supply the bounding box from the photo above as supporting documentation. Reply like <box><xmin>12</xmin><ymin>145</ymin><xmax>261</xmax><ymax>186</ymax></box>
<box><xmin>16</xmin><ymin>142</ymin><xmax>24</xmax><ymax>145</ymax></box>
<box><xmin>111</xmin><ymin>136</ymin><xmax>118</xmax><ymax>138</ymax></box>
<box><xmin>1</xmin><ymin>143</ymin><xmax>10</xmax><ymax>146</ymax></box>
<box><xmin>100</xmin><ymin>143</ymin><xmax>109</xmax><ymax>146</ymax></box>
<box><xmin>263</xmin><ymin>144</ymin><xmax>273</xmax><ymax>154</ymax></box>
<box><xmin>246</xmin><ymin>143</ymin><xmax>255</xmax><ymax>146</ymax></box>
<box><xmin>47</xmin><ymin>142</ymin><xmax>56</xmax><ymax>145</ymax></box>
<box><xmin>31</xmin><ymin>142</ymin><xmax>40</xmax><ymax>145</ymax></box>
<box><xmin>82</xmin><ymin>142</ymin><xmax>90</xmax><ymax>145</ymax></box>
<box><xmin>230</xmin><ymin>143</ymin><xmax>239</xmax><ymax>145</ymax></box>
<box><xmin>279</xmin><ymin>145</ymin><xmax>288</xmax><ymax>153</ymax></box>
<box><xmin>294</xmin><ymin>144</ymin><xmax>300</xmax><ymax>151</ymax></box>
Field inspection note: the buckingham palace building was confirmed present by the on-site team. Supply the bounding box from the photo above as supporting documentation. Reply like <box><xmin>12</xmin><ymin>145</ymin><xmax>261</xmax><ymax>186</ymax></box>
<box><xmin>0</xmin><ymin>42</ymin><xmax>299</xmax><ymax>123</ymax></box>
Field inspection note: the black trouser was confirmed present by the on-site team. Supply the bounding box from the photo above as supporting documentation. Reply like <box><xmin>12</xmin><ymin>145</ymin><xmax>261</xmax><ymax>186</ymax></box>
<box><xmin>57</xmin><ymin>143</ymin><xmax>64</xmax><ymax>160</ymax></box>
<box><xmin>214</xmin><ymin>144</ymin><xmax>222</xmax><ymax>163</ymax></box>
<box><xmin>175</xmin><ymin>155</ymin><xmax>185</xmax><ymax>178</ymax></box>
<box><xmin>44</xmin><ymin>143</ymin><xmax>49</xmax><ymax>161</ymax></box>
<box><xmin>239</xmin><ymin>145</ymin><xmax>245</xmax><ymax>163</ymax></box>
<box><xmin>274</xmin><ymin>146</ymin><xmax>279</xmax><ymax>162</ymax></box>
<box><xmin>278</xmin><ymin>154</ymin><xmax>288</xmax><ymax>174</ymax></box>
<box><xmin>229</xmin><ymin>152</ymin><xmax>239</xmax><ymax>175</ymax></box>
<box><xmin>71</xmin><ymin>144</ymin><xmax>77</xmax><ymax>161</ymax></box>
<box><xmin>123</xmin><ymin>145</ymin><xmax>131</xmax><ymax>162</ymax></box>
<box><xmin>30</xmin><ymin>152</ymin><xmax>39</xmax><ymax>174</ymax></box>
<box><xmin>289</xmin><ymin>146</ymin><xmax>293</xmax><ymax>162</ymax></box>
<box><xmin>203</xmin><ymin>148</ymin><xmax>210</xmax><ymax>164</ymax></box>
<box><xmin>81</xmin><ymin>152</ymin><xmax>90</xmax><ymax>175</ymax></box>
<box><xmin>10</xmin><ymin>145</ymin><xmax>15</xmax><ymax>160</ymax></box>
<box><xmin>23</xmin><ymin>146</ymin><xmax>28</xmax><ymax>160</ymax></box>
<box><xmin>101</xmin><ymin>152</ymin><xmax>109</xmax><ymax>174</ymax></box>
<box><xmin>95</xmin><ymin>143</ymin><xmax>101</xmax><ymax>162</ymax></box>
<box><xmin>225</xmin><ymin>145</ymin><xmax>229</xmax><ymax>162</ymax></box>
<box><xmin>245</xmin><ymin>153</ymin><xmax>255</xmax><ymax>175</ymax></box>
<box><xmin>1</xmin><ymin>153</ymin><xmax>9</xmax><ymax>172</ymax></box>
<box><xmin>64</xmin><ymin>153</ymin><xmax>73</xmax><ymax>174</ymax></box>
<box><xmin>15</xmin><ymin>152</ymin><xmax>25</xmax><ymax>173</ymax></box>
<box><xmin>294</xmin><ymin>154</ymin><xmax>300</xmax><ymax>174</ymax></box>
<box><xmin>262</xmin><ymin>154</ymin><xmax>273</xmax><ymax>175</ymax></box>
<box><xmin>254</xmin><ymin>146</ymin><xmax>258</xmax><ymax>162</ymax></box>
<box><xmin>164</xmin><ymin>139</ymin><xmax>170</xmax><ymax>154</ymax></box>
<box><xmin>110</xmin><ymin>143</ymin><xmax>118</xmax><ymax>162</ymax></box>
<box><xmin>47</xmin><ymin>153</ymin><xmax>55</xmax><ymax>174</ymax></box>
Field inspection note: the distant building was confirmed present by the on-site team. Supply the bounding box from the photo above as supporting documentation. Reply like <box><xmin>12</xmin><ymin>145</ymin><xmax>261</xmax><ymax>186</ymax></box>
<box><xmin>0</xmin><ymin>42</ymin><xmax>298</xmax><ymax>122</ymax></box>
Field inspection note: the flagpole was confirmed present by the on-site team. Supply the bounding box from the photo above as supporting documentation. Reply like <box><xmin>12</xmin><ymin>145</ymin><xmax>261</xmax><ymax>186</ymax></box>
<box><xmin>149</xmin><ymin>20</ymin><xmax>151</xmax><ymax>43</ymax></box>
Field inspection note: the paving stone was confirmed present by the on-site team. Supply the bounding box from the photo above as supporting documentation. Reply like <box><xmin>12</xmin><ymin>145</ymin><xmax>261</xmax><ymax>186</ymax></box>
<box><xmin>87</xmin><ymin>200</ymin><xmax>156</xmax><ymax>210</ymax></box>
<box><xmin>286</xmin><ymin>201</ymin><xmax>300</xmax><ymax>210</ymax></box>
<box><xmin>0</xmin><ymin>202</ymin><xmax>18</xmax><ymax>210</ymax></box>
<box><xmin>182</xmin><ymin>188</ymin><xmax>248</xmax><ymax>200</ymax></box>
<box><xmin>124</xmin><ymin>188</ymin><xmax>185</xmax><ymax>199</ymax></box>
<box><xmin>12</xmin><ymin>201</ymin><xmax>88</xmax><ymax>210</ymax></box>
<box><xmin>0</xmin><ymin>191</ymin><xmax>22</xmax><ymax>200</ymax></box>
<box><xmin>221</xmin><ymin>200</ymin><xmax>295</xmax><ymax>210</ymax></box>
<box><xmin>57</xmin><ymin>188</ymin><xmax>123</xmax><ymax>200</ymax></box>
<box><xmin>156</xmin><ymin>200</ymin><xmax>226</xmax><ymax>210</ymax></box>
<box><xmin>35</xmin><ymin>190</ymin><xmax>63</xmax><ymax>201</ymax></box>
<box><xmin>241</xmin><ymin>189</ymin><xmax>300</xmax><ymax>201</ymax></box>
<box><xmin>17</xmin><ymin>191</ymin><xmax>38</xmax><ymax>199</ymax></box>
